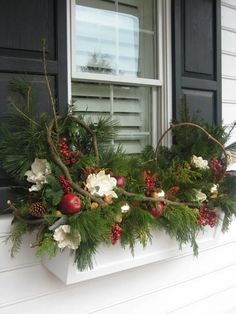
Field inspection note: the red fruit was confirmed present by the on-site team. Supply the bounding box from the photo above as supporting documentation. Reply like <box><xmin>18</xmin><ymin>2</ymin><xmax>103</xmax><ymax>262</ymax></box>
<box><xmin>115</xmin><ymin>176</ymin><xmax>126</xmax><ymax>189</ymax></box>
<box><xmin>148</xmin><ymin>207</ymin><xmax>162</xmax><ymax>218</ymax></box>
<box><xmin>148</xmin><ymin>202</ymin><xmax>165</xmax><ymax>218</ymax></box>
<box><xmin>58</xmin><ymin>194</ymin><xmax>82</xmax><ymax>215</ymax></box>
<box><xmin>157</xmin><ymin>201</ymin><xmax>165</xmax><ymax>211</ymax></box>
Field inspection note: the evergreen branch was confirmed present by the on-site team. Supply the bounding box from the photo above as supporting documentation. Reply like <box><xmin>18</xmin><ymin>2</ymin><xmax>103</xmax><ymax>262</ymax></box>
<box><xmin>6</xmin><ymin>222</ymin><xmax>28</xmax><ymax>257</ymax></box>
<box><xmin>47</xmin><ymin>118</ymin><xmax>107</xmax><ymax>207</ymax></box>
<box><xmin>71</xmin><ymin>115</ymin><xmax>99</xmax><ymax>165</ymax></box>
<box><xmin>8</xmin><ymin>99</ymin><xmax>40</xmax><ymax>127</ymax></box>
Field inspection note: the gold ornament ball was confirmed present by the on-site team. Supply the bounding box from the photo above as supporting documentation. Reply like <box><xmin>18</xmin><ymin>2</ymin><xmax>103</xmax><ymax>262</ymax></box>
<box><xmin>104</xmin><ymin>195</ymin><xmax>113</xmax><ymax>204</ymax></box>
<box><xmin>115</xmin><ymin>213</ymin><xmax>123</xmax><ymax>223</ymax></box>
<box><xmin>151</xmin><ymin>192</ymin><xmax>160</xmax><ymax>199</ymax></box>
<box><xmin>91</xmin><ymin>202</ymin><xmax>99</xmax><ymax>209</ymax></box>
<box><xmin>55</xmin><ymin>210</ymin><xmax>63</xmax><ymax>217</ymax></box>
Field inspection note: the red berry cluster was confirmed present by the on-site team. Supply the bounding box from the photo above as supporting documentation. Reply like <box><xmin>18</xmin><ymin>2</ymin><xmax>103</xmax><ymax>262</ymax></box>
<box><xmin>111</xmin><ymin>223</ymin><xmax>123</xmax><ymax>245</ymax></box>
<box><xmin>209</xmin><ymin>157</ymin><xmax>225</xmax><ymax>181</ymax></box>
<box><xmin>59</xmin><ymin>176</ymin><xmax>72</xmax><ymax>194</ymax></box>
<box><xmin>144</xmin><ymin>172</ymin><xmax>156</xmax><ymax>196</ymax></box>
<box><xmin>198</xmin><ymin>205</ymin><xmax>218</xmax><ymax>228</ymax></box>
<box><xmin>58</xmin><ymin>137</ymin><xmax>81</xmax><ymax>166</ymax></box>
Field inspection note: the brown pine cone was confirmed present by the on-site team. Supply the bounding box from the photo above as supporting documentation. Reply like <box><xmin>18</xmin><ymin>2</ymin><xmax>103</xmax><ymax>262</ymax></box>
<box><xmin>29</xmin><ymin>202</ymin><xmax>47</xmax><ymax>218</ymax></box>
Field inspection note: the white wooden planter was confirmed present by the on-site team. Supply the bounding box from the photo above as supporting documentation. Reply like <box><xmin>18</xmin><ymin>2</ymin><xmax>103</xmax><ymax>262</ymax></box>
<box><xmin>1</xmin><ymin>213</ymin><xmax>223</xmax><ymax>285</ymax></box>
<box><xmin>42</xmin><ymin>224</ymin><xmax>222</xmax><ymax>285</ymax></box>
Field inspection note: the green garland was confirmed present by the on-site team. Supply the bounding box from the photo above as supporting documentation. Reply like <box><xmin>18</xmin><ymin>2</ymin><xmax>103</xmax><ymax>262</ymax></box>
<box><xmin>1</xmin><ymin>79</ymin><xmax>236</xmax><ymax>271</ymax></box>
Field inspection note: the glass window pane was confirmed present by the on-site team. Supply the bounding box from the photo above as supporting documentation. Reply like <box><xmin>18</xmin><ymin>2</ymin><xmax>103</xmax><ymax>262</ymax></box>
<box><xmin>72</xmin><ymin>82</ymin><xmax>152</xmax><ymax>153</ymax></box>
<box><xmin>74</xmin><ymin>0</ymin><xmax>157</xmax><ymax>79</ymax></box>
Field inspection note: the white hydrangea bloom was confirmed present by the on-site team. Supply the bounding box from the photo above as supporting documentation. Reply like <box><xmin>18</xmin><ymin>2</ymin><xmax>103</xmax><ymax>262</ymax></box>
<box><xmin>25</xmin><ymin>158</ymin><xmax>51</xmax><ymax>192</ymax></box>
<box><xmin>86</xmin><ymin>170</ymin><xmax>117</xmax><ymax>198</ymax></box>
<box><xmin>121</xmin><ymin>203</ymin><xmax>130</xmax><ymax>213</ymax></box>
<box><xmin>191</xmin><ymin>155</ymin><xmax>209</xmax><ymax>170</ymax></box>
<box><xmin>194</xmin><ymin>189</ymin><xmax>207</xmax><ymax>202</ymax></box>
<box><xmin>53</xmin><ymin>225</ymin><xmax>81</xmax><ymax>250</ymax></box>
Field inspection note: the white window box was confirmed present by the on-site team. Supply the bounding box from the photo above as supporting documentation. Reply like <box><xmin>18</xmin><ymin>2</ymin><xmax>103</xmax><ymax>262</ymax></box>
<box><xmin>42</xmin><ymin>225</ymin><xmax>222</xmax><ymax>285</ymax></box>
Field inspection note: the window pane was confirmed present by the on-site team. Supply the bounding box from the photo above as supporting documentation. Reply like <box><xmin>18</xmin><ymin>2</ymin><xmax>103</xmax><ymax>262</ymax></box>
<box><xmin>74</xmin><ymin>0</ymin><xmax>157</xmax><ymax>79</ymax></box>
<box><xmin>72</xmin><ymin>82</ymin><xmax>152</xmax><ymax>153</ymax></box>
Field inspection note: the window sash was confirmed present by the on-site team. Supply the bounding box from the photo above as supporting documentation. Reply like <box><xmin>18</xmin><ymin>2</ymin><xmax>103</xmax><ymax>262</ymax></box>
<box><xmin>71</xmin><ymin>0</ymin><xmax>163</xmax><ymax>86</ymax></box>
<box><xmin>69</xmin><ymin>0</ymin><xmax>172</xmax><ymax>149</ymax></box>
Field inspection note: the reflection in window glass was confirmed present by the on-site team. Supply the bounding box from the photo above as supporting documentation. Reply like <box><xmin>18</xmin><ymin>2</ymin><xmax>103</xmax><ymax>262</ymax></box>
<box><xmin>75</xmin><ymin>0</ymin><xmax>156</xmax><ymax>79</ymax></box>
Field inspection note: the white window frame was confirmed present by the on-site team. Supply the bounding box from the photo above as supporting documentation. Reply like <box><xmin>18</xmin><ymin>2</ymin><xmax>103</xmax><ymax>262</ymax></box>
<box><xmin>67</xmin><ymin>0</ymin><xmax>172</xmax><ymax>148</ymax></box>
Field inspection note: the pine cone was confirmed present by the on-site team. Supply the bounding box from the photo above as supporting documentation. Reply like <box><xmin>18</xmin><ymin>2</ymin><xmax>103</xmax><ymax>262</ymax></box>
<box><xmin>29</xmin><ymin>202</ymin><xmax>47</xmax><ymax>218</ymax></box>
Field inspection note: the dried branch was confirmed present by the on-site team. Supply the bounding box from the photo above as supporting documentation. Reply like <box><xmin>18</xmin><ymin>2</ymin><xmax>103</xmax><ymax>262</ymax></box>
<box><xmin>117</xmin><ymin>188</ymin><xmax>196</xmax><ymax>207</ymax></box>
<box><xmin>47</xmin><ymin>118</ymin><xmax>107</xmax><ymax>207</ymax></box>
<box><xmin>154</xmin><ymin>122</ymin><xmax>228</xmax><ymax>172</ymax></box>
<box><xmin>42</xmin><ymin>39</ymin><xmax>59</xmax><ymax>140</ymax></box>
<box><xmin>7</xmin><ymin>201</ymin><xmax>44</xmax><ymax>225</ymax></box>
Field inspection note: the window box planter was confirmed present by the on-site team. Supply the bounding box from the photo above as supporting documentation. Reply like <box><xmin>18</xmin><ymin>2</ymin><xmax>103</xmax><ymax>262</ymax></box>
<box><xmin>42</xmin><ymin>224</ymin><xmax>222</xmax><ymax>285</ymax></box>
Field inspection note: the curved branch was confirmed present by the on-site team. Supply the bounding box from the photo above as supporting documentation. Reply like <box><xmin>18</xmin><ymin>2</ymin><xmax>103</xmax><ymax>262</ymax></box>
<box><xmin>154</xmin><ymin>122</ymin><xmax>228</xmax><ymax>172</ymax></box>
<box><xmin>47</xmin><ymin>119</ymin><xmax>107</xmax><ymax>207</ymax></box>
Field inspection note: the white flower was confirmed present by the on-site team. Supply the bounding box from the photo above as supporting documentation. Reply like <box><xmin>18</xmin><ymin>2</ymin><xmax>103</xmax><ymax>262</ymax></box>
<box><xmin>53</xmin><ymin>225</ymin><xmax>81</xmax><ymax>250</ymax></box>
<box><xmin>25</xmin><ymin>158</ymin><xmax>51</xmax><ymax>192</ymax></box>
<box><xmin>121</xmin><ymin>203</ymin><xmax>130</xmax><ymax>213</ymax></box>
<box><xmin>194</xmin><ymin>189</ymin><xmax>207</xmax><ymax>202</ymax></box>
<box><xmin>156</xmin><ymin>190</ymin><xmax>165</xmax><ymax>198</ymax></box>
<box><xmin>191</xmin><ymin>155</ymin><xmax>209</xmax><ymax>170</ymax></box>
<box><xmin>86</xmin><ymin>170</ymin><xmax>117</xmax><ymax>198</ymax></box>
<box><xmin>210</xmin><ymin>184</ymin><xmax>218</xmax><ymax>194</ymax></box>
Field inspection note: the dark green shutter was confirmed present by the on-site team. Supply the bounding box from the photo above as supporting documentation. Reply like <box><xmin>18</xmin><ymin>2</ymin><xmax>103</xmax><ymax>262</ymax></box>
<box><xmin>0</xmin><ymin>0</ymin><xmax>68</xmax><ymax>211</ymax></box>
<box><xmin>172</xmin><ymin>0</ymin><xmax>221</xmax><ymax>124</ymax></box>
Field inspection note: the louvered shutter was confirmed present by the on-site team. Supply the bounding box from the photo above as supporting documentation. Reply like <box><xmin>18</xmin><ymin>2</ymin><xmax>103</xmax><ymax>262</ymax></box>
<box><xmin>72</xmin><ymin>82</ymin><xmax>151</xmax><ymax>154</ymax></box>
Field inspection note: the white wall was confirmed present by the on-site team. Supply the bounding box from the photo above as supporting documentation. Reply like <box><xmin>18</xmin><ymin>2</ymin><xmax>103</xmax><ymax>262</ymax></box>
<box><xmin>1</xmin><ymin>1</ymin><xmax>236</xmax><ymax>313</ymax></box>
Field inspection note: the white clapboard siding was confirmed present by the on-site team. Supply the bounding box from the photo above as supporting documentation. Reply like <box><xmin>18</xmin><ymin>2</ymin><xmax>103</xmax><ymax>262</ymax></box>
<box><xmin>0</xmin><ymin>225</ymin><xmax>236</xmax><ymax>314</ymax></box>
<box><xmin>222</xmin><ymin>30</ymin><xmax>236</xmax><ymax>54</ymax></box>
<box><xmin>222</xmin><ymin>54</ymin><xmax>236</xmax><ymax>77</ymax></box>
<box><xmin>222</xmin><ymin>0</ymin><xmax>236</xmax><ymax>147</ymax></box>
<box><xmin>222</xmin><ymin>5</ymin><xmax>236</xmax><ymax>30</ymax></box>
<box><xmin>222</xmin><ymin>78</ymin><xmax>236</xmax><ymax>100</ymax></box>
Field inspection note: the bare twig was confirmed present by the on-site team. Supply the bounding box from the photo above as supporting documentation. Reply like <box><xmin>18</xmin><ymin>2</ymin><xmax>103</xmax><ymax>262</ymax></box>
<box><xmin>117</xmin><ymin>188</ymin><xmax>196</xmax><ymax>207</ymax></box>
<box><xmin>7</xmin><ymin>201</ymin><xmax>44</xmax><ymax>225</ymax></box>
<box><xmin>47</xmin><ymin>118</ymin><xmax>107</xmax><ymax>207</ymax></box>
<box><xmin>153</xmin><ymin>122</ymin><xmax>228</xmax><ymax>173</ymax></box>
<box><xmin>42</xmin><ymin>39</ymin><xmax>59</xmax><ymax>140</ymax></box>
